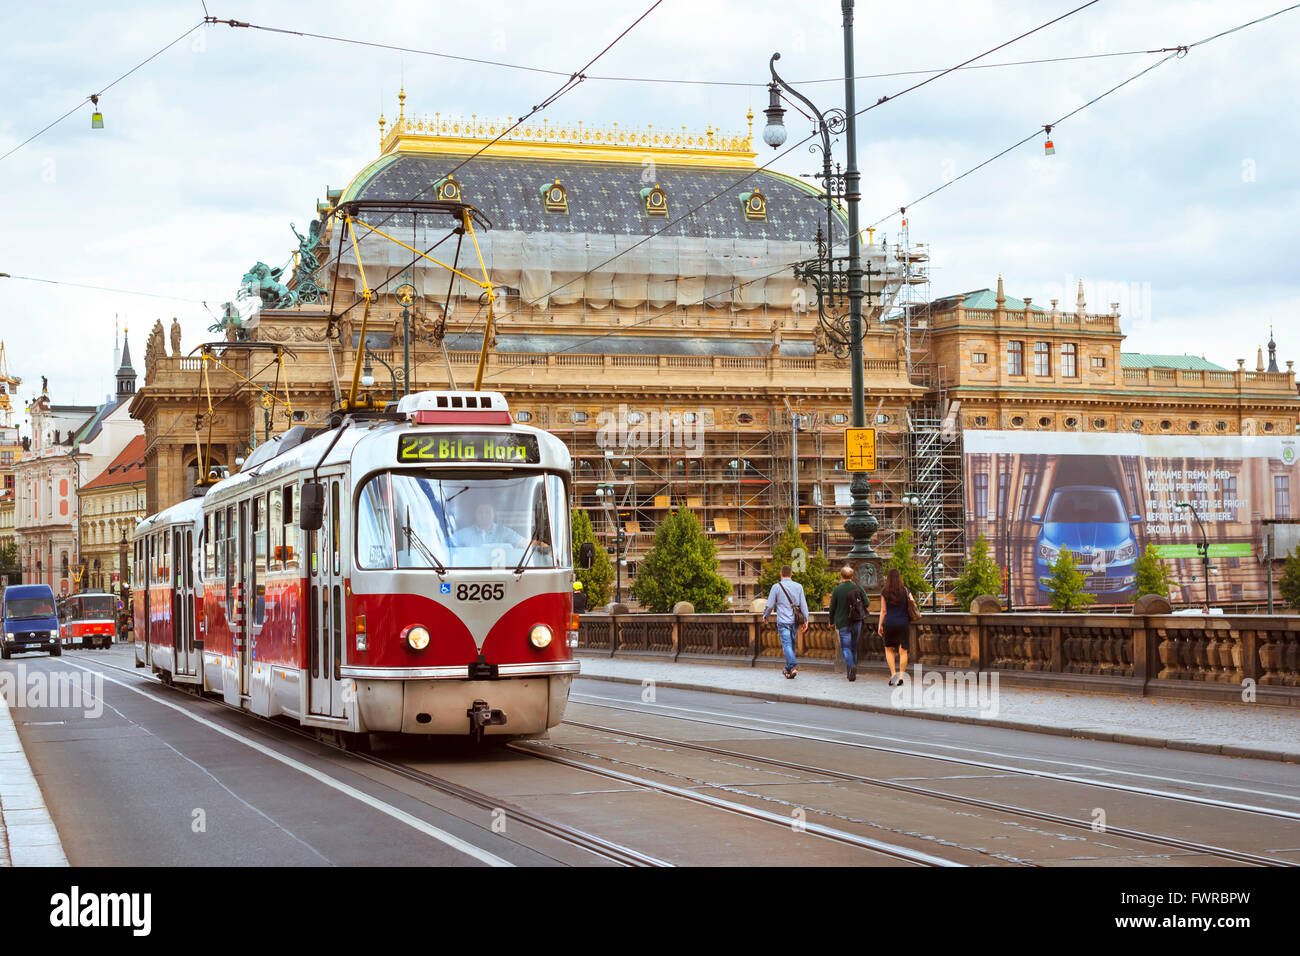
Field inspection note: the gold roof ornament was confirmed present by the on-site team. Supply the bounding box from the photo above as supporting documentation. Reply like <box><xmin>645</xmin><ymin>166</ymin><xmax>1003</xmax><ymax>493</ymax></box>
<box><xmin>378</xmin><ymin>95</ymin><xmax>758</xmax><ymax>168</ymax></box>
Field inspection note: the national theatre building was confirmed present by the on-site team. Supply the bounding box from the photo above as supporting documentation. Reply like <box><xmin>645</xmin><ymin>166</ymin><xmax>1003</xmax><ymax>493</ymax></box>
<box><xmin>129</xmin><ymin>98</ymin><xmax>1300</xmax><ymax>608</ymax></box>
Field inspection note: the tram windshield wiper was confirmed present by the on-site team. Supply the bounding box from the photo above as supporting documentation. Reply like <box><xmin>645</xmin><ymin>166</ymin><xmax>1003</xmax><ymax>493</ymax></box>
<box><xmin>404</xmin><ymin>506</ymin><xmax>448</xmax><ymax>576</ymax></box>
<box><xmin>512</xmin><ymin>536</ymin><xmax>537</xmax><ymax>576</ymax></box>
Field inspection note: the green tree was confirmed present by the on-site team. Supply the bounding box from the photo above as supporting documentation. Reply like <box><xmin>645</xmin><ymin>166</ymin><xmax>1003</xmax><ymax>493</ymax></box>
<box><xmin>952</xmin><ymin>533</ymin><xmax>1003</xmax><ymax>611</ymax></box>
<box><xmin>755</xmin><ymin>519</ymin><xmax>837</xmax><ymax>608</ymax></box>
<box><xmin>0</xmin><ymin>541</ymin><xmax>18</xmax><ymax>586</ymax></box>
<box><xmin>630</xmin><ymin>508</ymin><xmax>732</xmax><ymax>613</ymax></box>
<box><xmin>1280</xmin><ymin>546</ymin><xmax>1300</xmax><ymax>611</ymax></box>
<box><xmin>884</xmin><ymin>529</ymin><xmax>932</xmax><ymax>598</ymax></box>
<box><xmin>570</xmin><ymin>509</ymin><xmax>614</xmax><ymax>608</ymax></box>
<box><xmin>1132</xmin><ymin>543</ymin><xmax>1172</xmax><ymax>601</ymax></box>
<box><xmin>1045</xmin><ymin>548</ymin><xmax>1097</xmax><ymax>611</ymax></box>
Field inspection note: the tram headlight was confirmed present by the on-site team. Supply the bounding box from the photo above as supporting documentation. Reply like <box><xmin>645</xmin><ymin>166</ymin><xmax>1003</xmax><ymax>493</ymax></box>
<box><xmin>529</xmin><ymin>624</ymin><xmax>553</xmax><ymax>649</ymax></box>
<box><xmin>403</xmin><ymin>625</ymin><xmax>431</xmax><ymax>651</ymax></box>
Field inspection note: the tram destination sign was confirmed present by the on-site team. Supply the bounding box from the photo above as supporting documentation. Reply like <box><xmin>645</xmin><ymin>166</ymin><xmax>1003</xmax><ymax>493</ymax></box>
<box><xmin>398</xmin><ymin>432</ymin><xmax>540</xmax><ymax>465</ymax></box>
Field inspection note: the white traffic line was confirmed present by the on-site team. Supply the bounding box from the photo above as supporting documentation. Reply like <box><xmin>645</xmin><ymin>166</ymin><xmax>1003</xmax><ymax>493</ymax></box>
<box><xmin>0</xmin><ymin>677</ymin><xmax>69</xmax><ymax>866</ymax></box>
<box><xmin>60</xmin><ymin>659</ymin><xmax>512</xmax><ymax>867</ymax></box>
<box><xmin>571</xmin><ymin>691</ymin><xmax>1300</xmax><ymax>815</ymax></box>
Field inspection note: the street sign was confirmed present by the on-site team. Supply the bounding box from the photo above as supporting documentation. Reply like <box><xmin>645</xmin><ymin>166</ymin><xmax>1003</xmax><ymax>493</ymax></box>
<box><xmin>845</xmin><ymin>427</ymin><xmax>877</xmax><ymax>472</ymax></box>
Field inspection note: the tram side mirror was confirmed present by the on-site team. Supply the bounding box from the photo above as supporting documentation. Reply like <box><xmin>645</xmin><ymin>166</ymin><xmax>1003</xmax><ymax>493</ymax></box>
<box><xmin>300</xmin><ymin>481</ymin><xmax>325</xmax><ymax>532</ymax></box>
<box><xmin>579</xmin><ymin>542</ymin><xmax>594</xmax><ymax>570</ymax></box>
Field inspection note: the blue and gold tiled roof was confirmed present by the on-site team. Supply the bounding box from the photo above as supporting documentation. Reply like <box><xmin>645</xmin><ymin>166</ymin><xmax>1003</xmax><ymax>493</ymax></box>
<box><xmin>339</xmin><ymin>107</ymin><xmax>848</xmax><ymax>242</ymax></box>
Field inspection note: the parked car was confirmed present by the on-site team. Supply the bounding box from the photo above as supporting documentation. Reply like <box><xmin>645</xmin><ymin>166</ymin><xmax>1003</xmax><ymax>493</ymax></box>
<box><xmin>1033</xmin><ymin>485</ymin><xmax>1141</xmax><ymax>599</ymax></box>
<box><xmin>1</xmin><ymin>583</ymin><xmax>63</xmax><ymax>658</ymax></box>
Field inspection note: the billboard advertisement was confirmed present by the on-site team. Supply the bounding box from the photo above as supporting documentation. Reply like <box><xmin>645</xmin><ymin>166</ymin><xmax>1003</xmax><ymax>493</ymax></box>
<box><xmin>963</xmin><ymin>431</ymin><xmax>1299</xmax><ymax>607</ymax></box>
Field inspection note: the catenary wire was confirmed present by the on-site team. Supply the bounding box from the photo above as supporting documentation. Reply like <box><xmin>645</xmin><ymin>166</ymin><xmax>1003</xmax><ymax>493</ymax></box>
<box><xmin>196</xmin><ymin>15</ymin><xmax>1187</xmax><ymax>88</ymax></box>
<box><xmin>332</xmin><ymin>0</ymin><xmax>1103</xmax><ymax>327</ymax></box>
<box><xmin>313</xmin><ymin>0</ymin><xmax>666</xmax><ymax>317</ymax></box>
<box><xmin>490</xmin><ymin>3</ymin><xmax>1300</xmax><ymax>370</ymax></box>
<box><xmin>865</xmin><ymin>2</ymin><xmax>1300</xmax><ymax>228</ymax></box>
<box><xmin>0</xmin><ymin>19</ymin><xmax>205</xmax><ymax>163</ymax></box>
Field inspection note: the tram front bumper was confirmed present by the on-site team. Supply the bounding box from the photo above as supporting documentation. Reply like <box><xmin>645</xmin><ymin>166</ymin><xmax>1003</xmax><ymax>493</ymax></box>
<box><xmin>354</xmin><ymin>673</ymin><xmax>575</xmax><ymax>735</ymax></box>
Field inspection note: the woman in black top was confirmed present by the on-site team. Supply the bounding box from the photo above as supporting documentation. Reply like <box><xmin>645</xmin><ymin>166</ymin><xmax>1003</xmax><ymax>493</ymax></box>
<box><xmin>877</xmin><ymin>568</ymin><xmax>913</xmax><ymax>686</ymax></box>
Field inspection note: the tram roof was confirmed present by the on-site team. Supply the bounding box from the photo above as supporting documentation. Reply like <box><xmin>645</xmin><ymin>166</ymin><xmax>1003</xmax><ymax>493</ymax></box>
<box><xmin>133</xmin><ymin>495</ymin><xmax>204</xmax><ymax>538</ymax></box>
<box><xmin>199</xmin><ymin>412</ymin><xmax>570</xmax><ymax>508</ymax></box>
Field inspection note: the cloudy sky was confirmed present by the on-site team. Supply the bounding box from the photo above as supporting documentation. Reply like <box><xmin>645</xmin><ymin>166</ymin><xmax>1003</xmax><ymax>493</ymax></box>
<box><xmin>1</xmin><ymin>0</ymin><xmax>1296</xmax><ymax>416</ymax></box>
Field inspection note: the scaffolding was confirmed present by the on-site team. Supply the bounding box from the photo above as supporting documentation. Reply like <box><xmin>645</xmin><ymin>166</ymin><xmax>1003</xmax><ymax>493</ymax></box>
<box><xmin>883</xmin><ymin>220</ymin><xmax>968</xmax><ymax>607</ymax></box>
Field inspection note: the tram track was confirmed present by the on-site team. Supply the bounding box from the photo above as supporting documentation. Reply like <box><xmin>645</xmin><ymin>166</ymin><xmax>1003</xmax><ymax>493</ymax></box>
<box><xmin>506</xmin><ymin>737</ymin><xmax>969</xmax><ymax>866</ymax></box>
<box><xmin>554</xmin><ymin>714</ymin><xmax>1296</xmax><ymax>868</ymax></box>
<box><xmin>570</xmin><ymin>693</ymin><xmax>1300</xmax><ymax>821</ymax></box>
<box><xmin>66</xmin><ymin>651</ymin><xmax>669</xmax><ymax>867</ymax></box>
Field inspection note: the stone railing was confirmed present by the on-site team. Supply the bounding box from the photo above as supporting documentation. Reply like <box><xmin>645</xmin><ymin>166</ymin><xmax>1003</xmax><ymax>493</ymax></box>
<box><xmin>577</xmin><ymin>609</ymin><xmax>1300</xmax><ymax>706</ymax></box>
<box><xmin>578</xmin><ymin>612</ymin><xmax>889</xmax><ymax>667</ymax></box>
<box><xmin>1121</xmin><ymin>366</ymin><xmax>1295</xmax><ymax>392</ymax></box>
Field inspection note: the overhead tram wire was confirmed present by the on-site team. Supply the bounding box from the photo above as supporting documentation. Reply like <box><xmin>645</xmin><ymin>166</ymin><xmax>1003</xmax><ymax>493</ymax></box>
<box><xmin>457</xmin><ymin>0</ymin><xmax>1108</xmax><ymax>355</ymax></box>
<box><xmin>866</xmin><ymin>1</ymin><xmax>1300</xmax><ymax>229</ymax></box>
<box><xmin>260</xmin><ymin>0</ymin><xmax>666</xmax><ymax>320</ymax></box>
<box><xmin>0</xmin><ymin>274</ymin><xmax>210</xmax><ymax>304</ymax></box>
<box><xmin>310</xmin><ymin>0</ymin><xmax>1096</xmax><ymax>323</ymax></box>
<box><xmin>192</xmin><ymin>16</ymin><xmax>1185</xmax><ymax>88</ymax></box>
<box><xmin>489</xmin><ymin>4</ymin><xmax>1300</xmax><ymax>376</ymax></box>
<box><xmin>0</xmin><ymin>18</ymin><xmax>206</xmax><ymax>163</ymax></box>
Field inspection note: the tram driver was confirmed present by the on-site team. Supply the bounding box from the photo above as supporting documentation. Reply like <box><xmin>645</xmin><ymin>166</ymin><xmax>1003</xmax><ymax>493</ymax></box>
<box><xmin>451</xmin><ymin>503</ymin><xmax>527</xmax><ymax>547</ymax></box>
<box><xmin>450</xmin><ymin>501</ymin><xmax>553</xmax><ymax>567</ymax></box>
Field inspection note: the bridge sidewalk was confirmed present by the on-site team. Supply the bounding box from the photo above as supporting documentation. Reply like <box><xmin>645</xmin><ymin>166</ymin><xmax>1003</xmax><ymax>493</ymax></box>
<box><xmin>0</xmin><ymin>684</ymin><xmax>68</xmax><ymax>866</ymax></box>
<box><xmin>574</xmin><ymin>655</ymin><xmax>1300</xmax><ymax>763</ymax></box>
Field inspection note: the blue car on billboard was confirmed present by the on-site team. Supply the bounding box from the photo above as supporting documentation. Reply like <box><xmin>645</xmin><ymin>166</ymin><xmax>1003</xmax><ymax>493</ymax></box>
<box><xmin>1032</xmin><ymin>485</ymin><xmax>1141</xmax><ymax>598</ymax></box>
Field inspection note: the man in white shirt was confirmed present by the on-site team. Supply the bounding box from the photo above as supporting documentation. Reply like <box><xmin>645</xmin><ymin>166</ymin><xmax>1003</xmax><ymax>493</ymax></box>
<box><xmin>452</xmin><ymin>504</ymin><xmax>526</xmax><ymax>547</ymax></box>
<box><xmin>762</xmin><ymin>565</ymin><xmax>809</xmax><ymax>679</ymax></box>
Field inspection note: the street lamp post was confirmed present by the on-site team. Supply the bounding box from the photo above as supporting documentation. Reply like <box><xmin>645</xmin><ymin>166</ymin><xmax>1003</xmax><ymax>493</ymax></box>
<box><xmin>361</xmin><ymin>344</ymin><xmax>399</xmax><ymax>401</ymax></box>
<box><xmin>903</xmin><ymin>494</ymin><xmax>938</xmax><ymax>609</ymax></box>
<box><xmin>764</xmin><ymin>1</ymin><xmax>878</xmax><ymax>578</ymax></box>
<box><xmin>596</xmin><ymin>483</ymin><xmax>626</xmax><ymax>606</ymax></box>
<box><xmin>1176</xmin><ymin>501</ymin><xmax>1212</xmax><ymax>613</ymax></box>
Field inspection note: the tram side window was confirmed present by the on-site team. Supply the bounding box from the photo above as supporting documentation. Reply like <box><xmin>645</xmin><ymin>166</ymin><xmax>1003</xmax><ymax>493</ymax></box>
<box><xmin>204</xmin><ymin>515</ymin><xmax>213</xmax><ymax>577</ymax></box>
<box><xmin>225</xmin><ymin>506</ymin><xmax>235</xmax><ymax>618</ymax></box>
<box><xmin>254</xmin><ymin>496</ymin><xmax>267</xmax><ymax>626</ymax></box>
<box><xmin>214</xmin><ymin>511</ymin><xmax>224</xmax><ymax>590</ymax></box>
<box><xmin>269</xmin><ymin>491</ymin><xmax>283</xmax><ymax>572</ymax></box>
<box><xmin>149</xmin><ymin>536</ymin><xmax>157</xmax><ymax>586</ymax></box>
<box><xmin>282</xmin><ymin>485</ymin><xmax>300</xmax><ymax>571</ymax></box>
<box><xmin>331</xmin><ymin>481</ymin><xmax>341</xmax><ymax>576</ymax></box>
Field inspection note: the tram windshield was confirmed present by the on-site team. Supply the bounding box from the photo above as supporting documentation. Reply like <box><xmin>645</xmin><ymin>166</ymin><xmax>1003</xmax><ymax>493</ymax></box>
<box><xmin>357</xmin><ymin>470</ymin><xmax>571</xmax><ymax>571</ymax></box>
<box><xmin>73</xmin><ymin>596</ymin><xmax>116</xmax><ymax>619</ymax></box>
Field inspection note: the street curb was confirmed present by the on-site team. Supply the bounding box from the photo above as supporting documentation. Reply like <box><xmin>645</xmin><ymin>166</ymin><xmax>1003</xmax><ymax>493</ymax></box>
<box><xmin>0</xmin><ymin>686</ymin><xmax>69</xmax><ymax>866</ymax></box>
<box><xmin>575</xmin><ymin>673</ymin><xmax>1296</xmax><ymax>764</ymax></box>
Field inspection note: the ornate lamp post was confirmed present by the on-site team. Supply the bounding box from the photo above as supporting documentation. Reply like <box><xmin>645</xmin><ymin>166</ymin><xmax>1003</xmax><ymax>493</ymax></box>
<box><xmin>595</xmin><ymin>482</ymin><xmax>626</xmax><ymax>606</ymax></box>
<box><xmin>1177</xmin><ymin>501</ymin><xmax>1212</xmax><ymax>613</ymax></box>
<box><xmin>764</xmin><ymin>0</ymin><xmax>879</xmax><ymax>578</ymax></box>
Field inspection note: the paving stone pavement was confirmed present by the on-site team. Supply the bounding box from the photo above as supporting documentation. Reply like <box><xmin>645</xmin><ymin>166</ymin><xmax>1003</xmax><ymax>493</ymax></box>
<box><xmin>575</xmin><ymin>655</ymin><xmax>1300</xmax><ymax>762</ymax></box>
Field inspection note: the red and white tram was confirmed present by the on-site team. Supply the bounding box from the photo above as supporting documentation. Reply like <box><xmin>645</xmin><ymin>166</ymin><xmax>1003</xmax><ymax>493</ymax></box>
<box><xmin>132</xmin><ymin>391</ymin><xmax>582</xmax><ymax>742</ymax></box>
<box><xmin>58</xmin><ymin>592</ymin><xmax>119</xmax><ymax>649</ymax></box>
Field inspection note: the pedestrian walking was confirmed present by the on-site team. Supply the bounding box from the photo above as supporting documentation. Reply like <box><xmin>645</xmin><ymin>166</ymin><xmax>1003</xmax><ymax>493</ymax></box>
<box><xmin>828</xmin><ymin>565</ymin><xmax>870</xmax><ymax>681</ymax></box>
<box><xmin>877</xmin><ymin>568</ymin><xmax>920</xmax><ymax>685</ymax></box>
<box><xmin>763</xmin><ymin>565</ymin><xmax>808</xmax><ymax>679</ymax></box>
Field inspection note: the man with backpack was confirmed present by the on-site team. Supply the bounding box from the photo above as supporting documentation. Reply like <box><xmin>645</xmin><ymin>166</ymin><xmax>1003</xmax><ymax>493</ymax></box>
<box><xmin>763</xmin><ymin>565</ymin><xmax>809</xmax><ymax>679</ymax></box>
<box><xmin>828</xmin><ymin>565</ymin><xmax>870</xmax><ymax>681</ymax></box>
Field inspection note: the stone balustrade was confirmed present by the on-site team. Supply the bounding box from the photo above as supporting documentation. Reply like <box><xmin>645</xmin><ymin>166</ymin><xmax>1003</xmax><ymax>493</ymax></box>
<box><xmin>577</xmin><ymin>609</ymin><xmax>1300</xmax><ymax>706</ymax></box>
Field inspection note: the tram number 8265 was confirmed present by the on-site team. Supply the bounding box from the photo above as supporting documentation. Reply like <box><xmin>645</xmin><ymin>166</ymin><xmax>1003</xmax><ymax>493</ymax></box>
<box><xmin>457</xmin><ymin>583</ymin><xmax>506</xmax><ymax>601</ymax></box>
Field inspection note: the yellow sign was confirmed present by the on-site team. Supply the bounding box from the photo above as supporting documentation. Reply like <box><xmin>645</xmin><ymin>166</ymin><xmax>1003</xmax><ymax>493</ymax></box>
<box><xmin>845</xmin><ymin>427</ymin><xmax>877</xmax><ymax>472</ymax></box>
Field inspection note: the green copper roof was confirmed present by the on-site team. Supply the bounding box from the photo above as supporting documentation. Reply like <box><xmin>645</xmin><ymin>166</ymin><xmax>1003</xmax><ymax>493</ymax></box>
<box><xmin>1120</xmin><ymin>353</ymin><xmax>1227</xmax><ymax>371</ymax></box>
<box><xmin>931</xmin><ymin>289</ymin><xmax>1046</xmax><ymax>312</ymax></box>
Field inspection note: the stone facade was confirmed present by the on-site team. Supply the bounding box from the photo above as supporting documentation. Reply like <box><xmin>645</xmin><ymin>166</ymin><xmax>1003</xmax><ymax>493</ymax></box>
<box><xmin>78</xmin><ymin>435</ymin><xmax>146</xmax><ymax>593</ymax></box>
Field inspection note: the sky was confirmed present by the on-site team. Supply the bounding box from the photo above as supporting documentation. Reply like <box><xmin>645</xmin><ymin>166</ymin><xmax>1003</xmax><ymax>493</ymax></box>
<box><xmin>1</xmin><ymin>0</ymin><xmax>1296</xmax><ymax>419</ymax></box>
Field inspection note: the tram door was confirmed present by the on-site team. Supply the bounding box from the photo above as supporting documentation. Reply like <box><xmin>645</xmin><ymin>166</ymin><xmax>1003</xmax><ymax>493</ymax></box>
<box><xmin>237</xmin><ymin>500</ymin><xmax>252</xmax><ymax>698</ymax></box>
<box><xmin>143</xmin><ymin>535</ymin><xmax>153</xmax><ymax>669</ymax></box>
<box><xmin>173</xmin><ymin>527</ymin><xmax>197</xmax><ymax>677</ymax></box>
<box><xmin>309</xmin><ymin>477</ymin><xmax>346</xmax><ymax>718</ymax></box>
